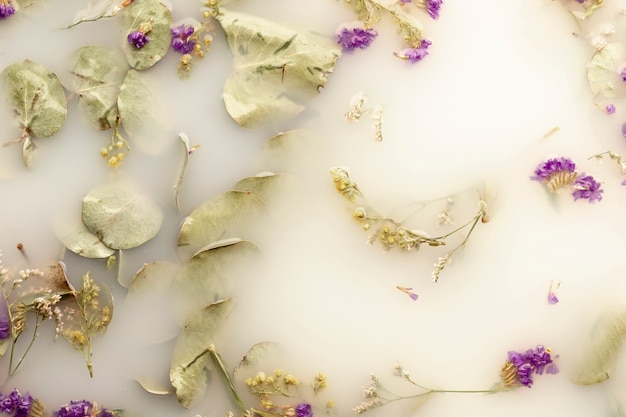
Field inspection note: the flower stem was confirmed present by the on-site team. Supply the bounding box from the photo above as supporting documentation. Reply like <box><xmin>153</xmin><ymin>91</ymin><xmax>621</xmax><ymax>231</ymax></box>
<box><xmin>10</xmin><ymin>314</ymin><xmax>40</xmax><ymax>376</ymax></box>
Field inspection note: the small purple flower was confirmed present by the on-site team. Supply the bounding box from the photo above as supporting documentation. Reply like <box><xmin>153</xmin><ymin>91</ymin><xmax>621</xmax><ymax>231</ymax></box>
<box><xmin>620</xmin><ymin>66</ymin><xmax>626</xmax><ymax>82</ymax></box>
<box><xmin>56</xmin><ymin>400</ymin><xmax>93</xmax><ymax>417</ymax></box>
<box><xmin>505</xmin><ymin>345</ymin><xmax>559</xmax><ymax>388</ymax></box>
<box><xmin>572</xmin><ymin>174</ymin><xmax>603</xmax><ymax>203</ymax></box>
<box><xmin>531</xmin><ymin>157</ymin><xmax>576</xmax><ymax>181</ymax></box>
<box><xmin>400</xmin><ymin>0</ymin><xmax>412</xmax><ymax>3</ymax></box>
<box><xmin>127</xmin><ymin>31</ymin><xmax>149</xmax><ymax>49</ymax></box>
<box><xmin>395</xmin><ymin>39</ymin><xmax>431</xmax><ymax>63</ymax></box>
<box><xmin>171</xmin><ymin>24</ymin><xmax>196</xmax><ymax>54</ymax></box>
<box><xmin>574</xmin><ymin>0</ymin><xmax>585</xmax><ymax>3</ymax></box>
<box><xmin>425</xmin><ymin>0</ymin><xmax>443</xmax><ymax>20</ymax></box>
<box><xmin>605</xmin><ymin>104</ymin><xmax>615</xmax><ymax>114</ymax></box>
<box><xmin>336</xmin><ymin>27</ymin><xmax>378</xmax><ymax>50</ymax></box>
<box><xmin>396</xmin><ymin>286</ymin><xmax>418</xmax><ymax>301</ymax></box>
<box><xmin>621</xmin><ymin>123</ymin><xmax>626</xmax><ymax>138</ymax></box>
<box><xmin>295</xmin><ymin>403</ymin><xmax>313</xmax><ymax>417</ymax></box>
<box><xmin>0</xmin><ymin>1</ymin><xmax>15</xmax><ymax>19</ymax></box>
<box><xmin>548</xmin><ymin>292</ymin><xmax>559</xmax><ymax>304</ymax></box>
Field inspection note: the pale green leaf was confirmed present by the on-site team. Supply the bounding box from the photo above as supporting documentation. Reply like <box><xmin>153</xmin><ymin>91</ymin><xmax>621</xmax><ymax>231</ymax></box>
<box><xmin>1</xmin><ymin>60</ymin><xmax>67</xmax><ymax>138</ymax></box>
<box><xmin>233</xmin><ymin>342</ymin><xmax>275</xmax><ymax>379</ymax></box>
<box><xmin>232</xmin><ymin>172</ymin><xmax>286</xmax><ymax>202</ymax></box>
<box><xmin>174</xmin><ymin>133</ymin><xmax>191</xmax><ymax>210</ymax></box>
<box><xmin>55</xmin><ymin>216</ymin><xmax>115</xmax><ymax>259</ymax></box>
<box><xmin>573</xmin><ymin>309</ymin><xmax>626</xmax><ymax>385</ymax></box>
<box><xmin>127</xmin><ymin>261</ymin><xmax>180</xmax><ymax>295</ymax></box>
<box><xmin>117</xmin><ymin>69</ymin><xmax>167</xmax><ymax>153</ymax></box>
<box><xmin>68</xmin><ymin>45</ymin><xmax>128</xmax><ymax>130</ymax></box>
<box><xmin>588</xmin><ymin>43</ymin><xmax>626</xmax><ymax>98</ymax></box>
<box><xmin>177</xmin><ymin>190</ymin><xmax>265</xmax><ymax>260</ymax></box>
<box><xmin>173</xmin><ymin>240</ymin><xmax>260</xmax><ymax>321</ymax></box>
<box><xmin>216</xmin><ymin>9</ymin><xmax>341</xmax><ymax>127</ymax></box>
<box><xmin>170</xmin><ymin>298</ymin><xmax>235</xmax><ymax>409</ymax></box>
<box><xmin>82</xmin><ymin>182</ymin><xmax>163</xmax><ymax>250</ymax></box>
<box><xmin>67</xmin><ymin>0</ymin><xmax>129</xmax><ymax>28</ymax></box>
<box><xmin>136</xmin><ymin>376</ymin><xmax>173</xmax><ymax>395</ymax></box>
<box><xmin>121</xmin><ymin>0</ymin><xmax>173</xmax><ymax>70</ymax></box>
<box><xmin>21</xmin><ymin>135</ymin><xmax>35</xmax><ymax>168</ymax></box>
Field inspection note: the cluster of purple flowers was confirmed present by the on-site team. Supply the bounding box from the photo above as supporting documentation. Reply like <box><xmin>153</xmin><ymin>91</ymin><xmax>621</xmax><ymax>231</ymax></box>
<box><xmin>336</xmin><ymin>27</ymin><xmax>378</xmax><ymax>50</ymax></box>
<box><xmin>0</xmin><ymin>316</ymin><xmax>10</xmax><ymax>339</ymax></box>
<box><xmin>295</xmin><ymin>403</ymin><xmax>313</xmax><ymax>417</ymax></box>
<box><xmin>171</xmin><ymin>24</ymin><xmax>196</xmax><ymax>54</ymax></box>
<box><xmin>127</xmin><ymin>31</ymin><xmax>149</xmax><ymax>49</ymax></box>
<box><xmin>0</xmin><ymin>389</ymin><xmax>34</xmax><ymax>417</ymax></box>
<box><xmin>395</xmin><ymin>39</ymin><xmax>432</xmax><ymax>63</ymax></box>
<box><xmin>507</xmin><ymin>345</ymin><xmax>559</xmax><ymax>387</ymax></box>
<box><xmin>56</xmin><ymin>400</ymin><xmax>114</xmax><ymax>417</ymax></box>
<box><xmin>531</xmin><ymin>157</ymin><xmax>603</xmax><ymax>203</ymax></box>
<box><xmin>0</xmin><ymin>1</ymin><xmax>14</xmax><ymax>19</ymax></box>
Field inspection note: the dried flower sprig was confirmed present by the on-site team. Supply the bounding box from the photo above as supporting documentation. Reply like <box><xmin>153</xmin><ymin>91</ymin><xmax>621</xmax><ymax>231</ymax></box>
<box><xmin>589</xmin><ymin>150</ymin><xmax>626</xmax><ymax>185</ymax></box>
<box><xmin>330</xmin><ymin>167</ymin><xmax>487</xmax><ymax>282</ymax></box>
<box><xmin>354</xmin><ymin>350</ymin><xmax>558</xmax><ymax>414</ymax></box>
<box><xmin>99</xmin><ymin>116</ymin><xmax>130</xmax><ymax>168</ymax></box>
<box><xmin>171</xmin><ymin>20</ymin><xmax>214</xmax><ymax>78</ymax></box>
<box><xmin>338</xmin><ymin>0</ymin><xmax>436</xmax><ymax>62</ymax></box>
<box><xmin>0</xmin><ymin>256</ymin><xmax>72</xmax><ymax>376</ymax></box>
<box><xmin>242</xmin><ymin>369</ymin><xmax>327</xmax><ymax>417</ymax></box>
<box><xmin>55</xmin><ymin>399</ymin><xmax>121</xmax><ymax>417</ymax></box>
<box><xmin>60</xmin><ymin>272</ymin><xmax>113</xmax><ymax>378</ymax></box>
<box><xmin>344</xmin><ymin>93</ymin><xmax>384</xmax><ymax>141</ymax></box>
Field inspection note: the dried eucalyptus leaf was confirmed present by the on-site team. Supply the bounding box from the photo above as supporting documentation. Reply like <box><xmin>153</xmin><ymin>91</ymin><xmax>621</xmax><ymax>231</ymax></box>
<box><xmin>170</xmin><ymin>298</ymin><xmax>235</xmax><ymax>409</ymax></box>
<box><xmin>177</xmin><ymin>190</ymin><xmax>265</xmax><ymax>260</ymax></box>
<box><xmin>216</xmin><ymin>9</ymin><xmax>341</xmax><ymax>127</ymax></box>
<box><xmin>127</xmin><ymin>261</ymin><xmax>180</xmax><ymax>295</ymax></box>
<box><xmin>173</xmin><ymin>240</ymin><xmax>260</xmax><ymax>321</ymax></box>
<box><xmin>121</xmin><ymin>0</ymin><xmax>173</xmax><ymax>70</ymax></box>
<box><xmin>82</xmin><ymin>183</ymin><xmax>163</xmax><ymax>250</ymax></box>
<box><xmin>136</xmin><ymin>376</ymin><xmax>173</xmax><ymax>395</ymax></box>
<box><xmin>1</xmin><ymin>60</ymin><xmax>67</xmax><ymax>138</ymax></box>
<box><xmin>117</xmin><ymin>69</ymin><xmax>166</xmax><ymax>153</ymax></box>
<box><xmin>588</xmin><ymin>43</ymin><xmax>626</xmax><ymax>98</ymax></box>
<box><xmin>573</xmin><ymin>309</ymin><xmax>626</xmax><ymax>385</ymax></box>
<box><xmin>55</xmin><ymin>216</ymin><xmax>115</xmax><ymax>259</ymax></box>
<box><xmin>233</xmin><ymin>342</ymin><xmax>275</xmax><ymax>379</ymax></box>
<box><xmin>174</xmin><ymin>133</ymin><xmax>191</xmax><ymax>210</ymax></box>
<box><xmin>46</xmin><ymin>262</ymin><xmax>74</xmax><ymax>294</ymax></box>
<box><xmin>68</xmin><ymin>45</ymin><xmax>128</xmax><ymax>130</ymax></box>
<box><xmin>21</xmin><ymin>136</ymin><xmax>35</xmax><ymax>168</ymax></box>
<box><xmin>68</xmin><ymin>0</ymin><xmax>128</xmax><ymax>28</ymax></box>
<box><xmin>232</xmin><ymin>173</ymin><xmax>286</xmax><ymax>201</ymax></box>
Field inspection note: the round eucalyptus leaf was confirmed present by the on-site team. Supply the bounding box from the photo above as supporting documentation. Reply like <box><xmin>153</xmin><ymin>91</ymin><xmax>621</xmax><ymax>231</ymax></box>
<box><xmin>127</xmin><ymin>261</ymin><xmax>180</xmax><ymax>295</ymax></box>
<box><xmin>68</xmin><ymin>45</ymin><xmax>128</xmax><ymax>130</ymax></box>
<box><xmin>55</xmin><ymin>215</ymin><xmax>115</xmax><ymax>259</ymax></box>
<box><xmin>173</xmin><ymin>240</ymin><xmax>260</xmax><ymax>322</ymax></box>
<box><xmin>177</xmin><ymin>190</ymin><xmax>265</xmax><ymax>260</ymax></box>
<box><xmin>121</xmin><ymin>0</ymin><xmax>173</xmax><ymax>70</ymax></box>
<box><xmin>232</xmin><ymin>173</ymin><xmax>288</xmax><ymax>202</ymax></box>
<box><xmin>170</xmin><ymin>298</ymin><xmax>235</xmax><ymax>409</ymax></box>
<box><xmin>82</xmin><ymin>183</ymin><xmax>163</xmax><ymax>250</ymax></box>
<box><xmin>588</xmin><ymin>43</ymin><xmax>626</xmax><ymax>98</ymax></box>
<box><xmin>117</xmin><ymin>69</ymin><xmax>165</xmax><ymax>153</ymax></box>
<box><xmin>216</xmin><ymin>9</ymin><xmax>341</xmax><ymax>127</ymax></box>
<box><xmin>0</xmin><ymin>59</ymin><xmax>67</xmax><ymax>137</ymax></box>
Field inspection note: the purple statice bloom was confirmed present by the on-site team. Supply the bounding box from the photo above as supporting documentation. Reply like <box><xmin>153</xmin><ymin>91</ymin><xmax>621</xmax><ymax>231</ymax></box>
<box><xmin>0</xmin><ymin>317</ymin><xmax>9</xmax><ymax>339</ymax></box>
<box><xmin>14</xmin><ymin>392</ymin><xmax>33</xmax><ymax>417</ymax></box>
<box><xmin>127</xmin><ymin>31</ymin><xmax>149</xmax><ymax>49</ymax></box>
<box><xmin>605</xmin><ymin>104</ymin><xmax>615</xmax><ymax>114</ymax></box>
<box><xmin>336</xmin><ymin>27</ymin><xmax>378</xmax><ymax>50</ymax></box>
<box><xmin>0</xmin><ymin>389</ymin><xmax>21</xmax><ymax>414</ymax></box>
<box><xmin>171</xmin><ymin>24</ymin><xmax>196</xmax><ymax>54</ymax></box>
<box><xmin>621</xmin><ymin>123</ymin><xmax>626</xmax><ymax>138</ymax></box>
<box><xmin>531</xmin><ymin>157</ymin><xmax>576</xmax><ymax>181</ymax></box>
<box><xmin>56</xmin><ymin>400</ymin><xmax>93</xmax><ymax>417</ymax></box>
<box><xmin>574</xmin><ymin>0</ymin><xmax>585</xmax><ymax>3</ymax></box>
<box><xmin>395</xmin><ymin>39</ymin><xmax>431</xmax><ymax>63</ymax></box>
<box><xmin>295</xmin><ymin>403</ymin><xmax>313</xmax><ymax>417</ymax></box>
<box><xmin>507</xmin><ymin>345</ymin><xmax>559</xmax><ymax>387</ymax></box>
<box><xmin>0</xmin><ymin>1</ymin><xmax>15</xmax><ymax>19</ymax></box>
<box><xmin>572</xmin><ymin>174</ymin><xmax>603</xmax><ymax>203</ymax></box>
<box><xmin>426</xmin><ymin>0</ymin><xmax>443</xmax><ymax>19</ymax></box>
<box><xmin>400</xmin><ymin>0</ymin><xmax>412</xmax><ymax>3</ymax></box>
<box><xmin>621</xmin><ymin>66</ymin><xmax>626</xmax><ymax>82</ymax></box>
